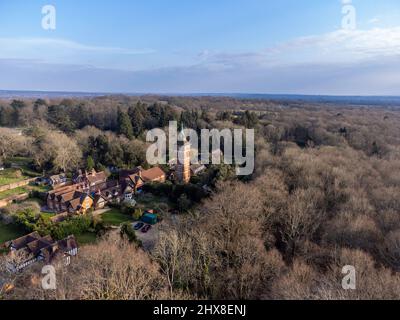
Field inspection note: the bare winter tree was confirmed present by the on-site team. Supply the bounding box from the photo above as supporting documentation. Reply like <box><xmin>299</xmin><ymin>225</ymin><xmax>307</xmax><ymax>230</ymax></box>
<box><xmin>0</xmin><ymin>249</ymin><xmax>30</xmax><ymax>299</ymax></box>
<box><xmin>152</xmin><ymin>230</ymin><xmax>180</xmax><ymax>298</ymax></box>
<box><xmin>278</xmin><ymin>188</ymin><xmax>325</xmax><ymax>261</ymax></box>
<box><xmin>0</xmin><ymin>128</ymin><xmax>31</xmax><ymax>162</ymax></box>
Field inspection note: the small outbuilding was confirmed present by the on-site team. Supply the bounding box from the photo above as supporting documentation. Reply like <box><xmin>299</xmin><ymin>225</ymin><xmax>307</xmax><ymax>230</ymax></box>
<box><xmin>141</xmin><ymin>212</ymin><xmax>158</xmax><ymax>225</ymax></box>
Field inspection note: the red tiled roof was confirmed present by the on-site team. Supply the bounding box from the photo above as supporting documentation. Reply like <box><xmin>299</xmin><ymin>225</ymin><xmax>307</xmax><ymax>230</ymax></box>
<box><xmin>141</xmin><ymin>167</ymin><xmax>166</xmax><ymax>182</ymax></box>
<box><xmin>87</xmin><ymin>171</ymin><xmax>107</xmax><ymax>185</ymax></box>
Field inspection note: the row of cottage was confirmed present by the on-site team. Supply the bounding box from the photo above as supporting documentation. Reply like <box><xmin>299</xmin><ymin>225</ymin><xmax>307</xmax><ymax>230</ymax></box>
<box><xmin>46</xmin><ymin>167</ymin><xmax>166</xmax><ymax>217</ymax></box>
<box><xmin>5</xmin><ymin>232</ymin><xmax>78</xmax><ymax>272</ymax></box>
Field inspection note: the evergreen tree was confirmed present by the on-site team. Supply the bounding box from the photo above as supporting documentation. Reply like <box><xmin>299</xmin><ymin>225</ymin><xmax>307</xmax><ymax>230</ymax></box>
<box><xmin>33</xmin><ymin>99</ymin><xmax>47</xmax><ymax>112</ymax></box>
<box><xmin>0</xmin><ymin>106</ymin><xmax>10</xmax><ymax>126</ymax></box>
<box><xmin>10</xmin><ymin>99</ymin><xmax>26</xmax><ymax>110</ymax></box>
<box><xmin>117</xmin><ymin>108</ymin><xmax>134</xmax><ymax>139</ymax></box>
<box><xmin>159</xmin><ymin>105</ymin><xmax>178</xmax><ymax>127</ymax></box>
<box><xmin>47</xmin><ymin>105</ymin><xmax>76</xmax><ymax>133</ymax></box>
<box><xmin>86</xmin><ymin>156</ymin><xmax>95</xmax><ymax>171</ymax></box>
<box><xmin>10</xmin><ymin>100</ymin><xmax>25</xmax><ymax>126</ymax></box>
<box><xmin>181</xmin><ymin>110</ymin><xmax>199</xmax><ymax>129</ymax></box>
<box><xmin>128</xmin><ymin>103</ymin><xmax>145</xmax><ymax>136</ymax></box>
<box><xmin>120</xmin><ymin>222</ymin><xmax>139</xmax><ymax>243</ymax></box>
<box><xmin>236</xmin><ymin>110</ymin><xmax>259</xmax><ymax>128</ymax></box>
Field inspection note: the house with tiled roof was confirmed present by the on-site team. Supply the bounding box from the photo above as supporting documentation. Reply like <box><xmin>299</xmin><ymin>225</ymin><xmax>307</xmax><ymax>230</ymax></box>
<box><xmin>141</xmin><ymin>167</ymin><xmax>166</xmax><ymax>183</ymax></box>
<box><xmin>5</xmin><ymin>232</ymin><xmax>41</xmax><ymax>251</ymax></box>
<box><xmin>73</xmin><ymin>169</ymin><xmax>107</xmax><ymax>189</ymax></box>
<box><xmin>86</xmin><ymin>170</ymin><xmax>107</xmax><ymax>187</ymax></box>
<box><xmin>47</xmin><ymin>185</ymin><xmax>85</xmax><ymax>212</ymax></box>
<box><xmin>38</xmin><ymin>235</ymin><xmax>78</xmax><ymax>265</ymax></box>
<box><xmin>46</xmin><ymin>169</ymin><xmax>119</xmax><ymax>215</ymax></box>
<box><xmin>99</xmin><ymin>180</ymin><xmax>121</xmax><ymax>200</ymax></box>
<box><xmin>93</xmin><ymin>192</ymin><xmax>107</xmax><ymax>210</ymax></box>
<box><xmin>120</xmin><ymin>166</ymin><xmax>166</xmax><ymax>198</ymax></box>
<box><xmin>48</xmin><ymin>173</ymin><xmax>68</xmax><ymax>188</ymax></box>
<box><xmin>4</xmin><ymin>233</ymin><xmax>78</xmax><ymax>272</ymax></box>
<box><xmin>67</xmin><ymin>193</ymin><xmax>93</xmax><ymax>214</ymax></box>
<box><xmin>120</xmin><ymin>167</ymin><xmax>145</xmax><ymax>195</ymax></box>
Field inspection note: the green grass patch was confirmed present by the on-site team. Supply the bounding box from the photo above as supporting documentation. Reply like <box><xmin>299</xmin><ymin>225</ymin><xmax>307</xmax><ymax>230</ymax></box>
<box><xmin>0</xmin><ymin>222</ymin><xmax>25</xmax><ymax>244</ymax></box>
<box><xmin>28</xmin><ymin>184</ymin><xmax>51</xmax><ymax>193</ymax></box>
<box><xmin>101</xmin><ymin>208</ymin><xmax>133</xmax><ymax>226</ymax></box>
<box><xmin>8</xmin><ymin>157</ymin><xmax>31</xmax><ymax>166</ymax></box>
<box><xmin>3</xmin><ymin>157</ymin><xmax>41</xmax><ymax>179</ymax></box>
<box><xmin>40</xmin><ymin>212</ymin><xmax>56</xmax><ymax>219</ymax></box>
<box><xmin>0</xmin><ymin>184</ymin><xmax>49</xmax><ymax>202</ymax></box>
<box><xmin>0</xmin><ymin>186</ymin><xmax>30</xmax><ymax>200</ymax></box>
<box><xmin>75</xmin><ymin>232</ymin><xmax>98</xmax><ymax>245</ymax></box>
<box><xmin>0</xmin><ymin>168</ymin><xmax>30</xmax><ymax>186</ymax></box>
<box><xmin>21</xmin><ymin>167</ymin><xmax>40</xmax><ymax>177</ymax></box>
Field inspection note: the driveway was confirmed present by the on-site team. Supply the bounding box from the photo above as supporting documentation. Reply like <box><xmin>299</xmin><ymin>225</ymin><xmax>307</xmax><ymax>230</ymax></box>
<box><xmin>132</xmin><ymin>222</ymin><xmax>159</xmax><ymax>251</ymax></box>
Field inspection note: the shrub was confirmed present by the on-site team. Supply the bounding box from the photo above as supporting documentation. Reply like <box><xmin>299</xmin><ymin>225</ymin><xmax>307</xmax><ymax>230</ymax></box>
<box><xmin>132</xmin><ymin>208</ymin><xmax>143</xmax><ymax>220</ymax></box>
<box><xmin>120</xmin><ymin>222</ymin><xmax>138</xmax><ymax>244</ymax></box>
<box><xmin>51</xmin><ymin>215</ymin><xmax>93</xmax><ymax>240</ymax></box>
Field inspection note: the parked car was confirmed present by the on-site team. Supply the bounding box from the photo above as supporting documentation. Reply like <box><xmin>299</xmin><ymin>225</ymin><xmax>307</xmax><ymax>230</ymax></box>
<box><xmin>134</xmin><ymin>222</ymin><xmax>144</xmax><ymax>230</ymax></box>
<box><xmin>141</xmin><ymin>225</ymin><xmax>152</xmax><ymax>233</ymax></box>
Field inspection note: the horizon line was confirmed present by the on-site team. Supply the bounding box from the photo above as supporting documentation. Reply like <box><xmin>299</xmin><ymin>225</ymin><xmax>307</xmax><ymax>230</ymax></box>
<box><xmin>1</xmin><ymin>89</ymin><xmax>400</xmax><ymax>99</ymax></box>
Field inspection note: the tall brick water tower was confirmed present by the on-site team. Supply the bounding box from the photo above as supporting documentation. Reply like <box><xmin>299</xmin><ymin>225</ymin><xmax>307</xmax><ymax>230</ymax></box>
<box><xmin>176</xmin><ymin>126</ymin><xmax>191</xmax><ymax>184</ymax></box>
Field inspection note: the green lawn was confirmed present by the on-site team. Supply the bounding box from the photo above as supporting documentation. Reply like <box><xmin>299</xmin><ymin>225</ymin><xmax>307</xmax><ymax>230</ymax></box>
<box><xmin>101</xmin><ymin>208</ymin><xmax>133</xmax><ymax>226</ymax></box>
<box><xmin>75</xmin><ymin>232</ymin><xmax>98</xmax><ymax>245</ymax></box>
<box><xmin>28</xmin><ymin>184</ymin><xmax>51</xmax><ymax>193</ymax></box>
<box><xmin>8</xmin><ymin>156</ymin><xmax>31</xmax><ymax>166</ymax></box>
<box><xmin>0</xmin><ymin>222</ymin><xmax>25</xmax><ymax>244</ymax></box>
<box><xmin>0</xmin><ymin>168</ymin><xmax>30</xmax><ymax>186</ymax></box>
<box><xmin>0</xmin><ymin>186</ymin><xmax>30</xmax><ymax>200</ymax></box>
<box><xmin>40</xmin><ymin>212</ymin><xmax>56</xmax><ymax>219</ymax></box>
<box><xmin>1</xmin><ymin>157</ymin><xmax>41</xmax><ymax>182</ymax></box>
<box><xmin>0</xmin><ymin>184</ymin><xmax>49</xmax><ymax>201</ymax></box>
<box><xmin>20</xmin><ymin>167</ymin><xmax>41</xmax><ymax>178</ymax></box>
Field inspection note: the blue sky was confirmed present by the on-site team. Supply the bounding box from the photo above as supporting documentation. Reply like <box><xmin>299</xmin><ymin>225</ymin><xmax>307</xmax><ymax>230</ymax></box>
<box><xmin>0</xmin><ymin>0</ymin><xmax>400</xmax><ymax>94</ymax></box>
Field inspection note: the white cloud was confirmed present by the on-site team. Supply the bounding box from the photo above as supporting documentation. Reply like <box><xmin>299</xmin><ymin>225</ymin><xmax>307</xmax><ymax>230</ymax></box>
<box><xmin>0</xmin><ymin>37</ymin><xmax>153</xmax><ymax>54</ymax></box>
<box><xmin>0</xmin><ymin>37</ymin><xmax>155</xmax><ymax>68</ymax></box>
<box><xmin>368</xmin><ymin>17</ymin><xmax>380</xmax><ymax>24</ymax></box>
<box><xmin>198</xmin><ymin>27</ymin><xmax>400</xmax><ymax>69</ymax></box>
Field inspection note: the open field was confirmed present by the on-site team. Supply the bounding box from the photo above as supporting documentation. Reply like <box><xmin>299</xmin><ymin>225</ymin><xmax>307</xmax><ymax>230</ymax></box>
<box><xmin>101</xmin><ymin>208</ymin><xmax>133</xmax><ymax>226</ymax></box>
<box><xmin>75</xmin><ymin>232</ymin><xmax>98</xmax><ymax>245</ymax></box>
<box><xmin>0</xmin><ymin>183</ymin><xmax>50</xmax><ymax>202</ymax></box>
<box><xmin>0</xmin><ymin>157</ymin><xmax>40</xmax><ymax>187</ymax></box>
<box><xmin>0</xmin><ymin>168</ymin><xmax>31</xmax><ymax>186</ymax></box>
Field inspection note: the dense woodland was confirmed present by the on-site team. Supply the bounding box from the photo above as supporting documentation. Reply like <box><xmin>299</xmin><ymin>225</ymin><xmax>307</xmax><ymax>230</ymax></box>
<box><xmin>1</xmin><ymin>95</ymin><xmax>400</xmax><ymax>300</ymax></box>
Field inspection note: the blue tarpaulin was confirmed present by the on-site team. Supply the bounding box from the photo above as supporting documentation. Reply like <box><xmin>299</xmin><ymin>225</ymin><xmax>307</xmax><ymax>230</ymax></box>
<box><xmin>141</xmin><ymin>213</ymin><xmax>158</xmax><ymax>225</ymax></box>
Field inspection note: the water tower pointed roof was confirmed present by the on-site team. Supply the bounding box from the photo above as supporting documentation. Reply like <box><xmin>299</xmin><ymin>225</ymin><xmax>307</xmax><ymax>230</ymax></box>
<box><xmin>178</xmin><ymin>123</ymin><xmax>189</xmax><ymax>145</ymax></box>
